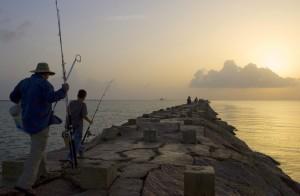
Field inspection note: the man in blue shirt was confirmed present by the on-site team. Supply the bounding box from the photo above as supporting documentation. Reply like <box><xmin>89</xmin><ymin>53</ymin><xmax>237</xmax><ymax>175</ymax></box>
<box><xmin>10</xmin><ymin>62</ymin><xmax>69</xmax><ymax>195</ymax></box>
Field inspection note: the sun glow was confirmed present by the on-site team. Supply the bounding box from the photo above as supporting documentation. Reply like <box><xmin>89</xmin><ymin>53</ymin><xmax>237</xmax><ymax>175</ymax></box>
<box><xmin>255</xmin><ymin>44</ymin><xmax>290</xmax><ymax>76</ymax></box>
<box><xmin>263</xmin><ymin>53</ymin><xmax>284</xmax><ymax>72</ymax></box>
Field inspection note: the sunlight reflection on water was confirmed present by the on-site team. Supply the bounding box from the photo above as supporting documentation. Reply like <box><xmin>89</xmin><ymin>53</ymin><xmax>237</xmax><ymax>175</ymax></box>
<box><xmin>211</xmin><ymin>100</ymin><xmax>300</xmax><ymax>182</ymax></box>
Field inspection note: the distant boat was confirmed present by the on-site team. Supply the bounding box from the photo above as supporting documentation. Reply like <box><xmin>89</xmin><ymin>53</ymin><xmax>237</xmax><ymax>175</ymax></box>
<box><xmin>159</xmin><ymin>98</ymin><xmax>165</xmax><ymax>101</ymax></box>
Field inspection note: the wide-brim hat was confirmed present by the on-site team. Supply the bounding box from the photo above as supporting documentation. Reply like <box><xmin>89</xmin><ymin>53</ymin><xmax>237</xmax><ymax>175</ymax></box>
<box><xmin>30</xmin><ymin>62</ymin><xmax>55</xmax><ymax>75</ymax></box>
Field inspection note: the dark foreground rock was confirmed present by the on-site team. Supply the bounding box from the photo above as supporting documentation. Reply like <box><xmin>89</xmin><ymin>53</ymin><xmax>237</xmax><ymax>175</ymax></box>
<box><xmin>1</xmin><ymin>99</ymin><xmax>300</xmax><ymax>196</ymax></box>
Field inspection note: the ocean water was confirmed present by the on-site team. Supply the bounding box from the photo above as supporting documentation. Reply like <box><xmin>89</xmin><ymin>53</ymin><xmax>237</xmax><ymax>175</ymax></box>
<box><xmin>211</xmin><ymin>101</ymin><xmax>300</xmax><ymax>182</ymax></box>
<box><xmin>0</xmin><ymin>100</ymin><xmax>299</xmax><ymax>182</ymax></box>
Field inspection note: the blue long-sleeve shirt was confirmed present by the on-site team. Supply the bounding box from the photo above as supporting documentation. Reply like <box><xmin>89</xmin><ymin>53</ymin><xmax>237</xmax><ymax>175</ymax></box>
<box><xmin>10</xmin><ymin>74</ymin><xmax>66</xmax><ymax>134</ymax></box>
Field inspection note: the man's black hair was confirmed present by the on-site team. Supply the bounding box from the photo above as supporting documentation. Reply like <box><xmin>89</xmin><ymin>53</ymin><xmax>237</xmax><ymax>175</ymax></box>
<box><xmin>78</xmin><ymin>89</ymin><xmax>87</xmax><ymax>99</ymax></box>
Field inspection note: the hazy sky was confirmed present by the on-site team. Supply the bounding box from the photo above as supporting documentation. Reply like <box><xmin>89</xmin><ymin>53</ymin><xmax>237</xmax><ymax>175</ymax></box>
<box><xmin>1</xmin><ymin>0</ymin><xmax>300</xmax><ymax>100</ymax></box>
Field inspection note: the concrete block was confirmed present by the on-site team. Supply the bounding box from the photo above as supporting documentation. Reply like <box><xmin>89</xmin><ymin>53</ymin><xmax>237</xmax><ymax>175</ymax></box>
<box><xmin>136</xmin><ymin>118</ymin><xmax>160</xmax><ymax>130</ymax></box>
<box><xmin>77</xmin><ymin>161</ymin><xmax>117</xmax><ymax>189</ymax></box>
<box><xmin>128</xmin><ymin>119</ymin><xmax>136</xmax><ymax>125</ymax></box>
<box><xmin>142</xmin><ymin>114</ymin><xmax>150</xmax><ymax>118</ymax></box>
<box><xmin>143</xmin><ymin>129</ymin><xmax>158</xmax><ymax>142</ymax></box>
<box><xmin>138</xmin><ymin>121</ymin><xmax>180</xmax><ymax>134</ymax></box>
<box><xmin>184</xmin><ymin>165</ymin><xmax>215</xmax><ymax>196</ymax></box>
<box><xmin>182</xmin><ymin>129</ymin><xmax>197</xmax><ymax>144</ymax></box>
<box><xmin>184</xmin><ymin>119</ymin><xmax>193</xmax><ymax>125</ymax></box>
<box><xmin>101</xmin><ymin>127</ymin><xmax>120</xmax><ymax>141</ymax></box>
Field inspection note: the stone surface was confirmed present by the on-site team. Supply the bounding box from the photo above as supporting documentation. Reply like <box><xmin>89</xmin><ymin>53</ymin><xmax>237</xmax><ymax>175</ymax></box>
<box><xmin>142</xmin><ymin>165</ymin><xmax>184</xmax><ymax>196</ymax></box>
<box><xmin>35</xmin><ymin>179</ymin><xmax>81</xmax><ymax>196</ymax></box>
<box><xmin>123</xmin><ymin>149</ymin><xmax>156</xmax><ymax>162</ymax></box>
<box><xmin>0</xmin><ymin>188</ymin><xmax>23</xmax><ymax>196</ymax></box>
<box><xmin>152</xmin><ymin>152</ymin><xmax>193</xmax><ymax>166</ymax></box>
<box><xmin>72</xmin><ymin>190</ymin><xmax>108</xmax><ymax>196</ymax></box>
<box><xmin>1</xmin><ymin>101</ymin><xmax>300</xmax><ymax>196</ymax></box>
<box><xmin>1</xmin><ymin>160</ymin><xmax>47</xmax><ymax>188</ymax></box>
<box><xmin>121</xmin><ymin>163</ymin><xmax>159</xmax><ymax>178</ymax></box>
<box><xmin>109</xmin><ymin>178</ymin><xmax>143</xmax><ymax>196</ymax></box>
<box><xmin>184</xmin><ymin>165</ymin><xmax>215</xmax><ymax>196</ymax></box>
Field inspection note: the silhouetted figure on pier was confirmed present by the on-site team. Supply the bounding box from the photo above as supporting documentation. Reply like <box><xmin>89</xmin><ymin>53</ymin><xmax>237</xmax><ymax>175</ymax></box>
<box><xmin>187</xmin><ymin>96</ymin><xmax>192</xmax><ymax>104</ymax></box>
<box><xmin>194</xmin><ymin>97</ymin><xmax>199</xmax><ymax>103</ymax></box>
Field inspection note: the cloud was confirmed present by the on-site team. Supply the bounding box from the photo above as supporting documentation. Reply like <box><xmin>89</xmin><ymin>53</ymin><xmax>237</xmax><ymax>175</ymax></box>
<box><xmin>105</xmin><ymin>14</ymin><xmax>145</xmax><ymax>22</ymax></box>
<box><xmin>0</xmin><ymin>21</ymin><xmax>31</xmax><ymax>43</ymax></box>
<box><xmin>190</xmin><ymin>60</ymin><xmax>299</xmax><ymax>88</ymax></box>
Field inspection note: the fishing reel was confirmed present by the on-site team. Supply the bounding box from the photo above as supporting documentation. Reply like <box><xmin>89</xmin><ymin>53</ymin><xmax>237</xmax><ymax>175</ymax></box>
<box><xmin>62</xmin><ymin>130</ymin><xmax>70</xmax><ymax>138</ymax></box>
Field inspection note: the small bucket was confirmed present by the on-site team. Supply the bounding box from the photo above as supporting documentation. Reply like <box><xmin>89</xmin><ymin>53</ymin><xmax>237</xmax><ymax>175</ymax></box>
<box><xmin>9</xmin><ymin>104</ymin><xmax>23</xmax><ymax>130</ymax></box>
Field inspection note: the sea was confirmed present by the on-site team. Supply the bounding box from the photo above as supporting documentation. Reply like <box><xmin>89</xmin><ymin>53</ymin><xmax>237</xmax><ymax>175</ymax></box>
<box><xmin>0</xmin><ymin>100</ymin><xmax>299</xmax><ymax>182</ymax></box>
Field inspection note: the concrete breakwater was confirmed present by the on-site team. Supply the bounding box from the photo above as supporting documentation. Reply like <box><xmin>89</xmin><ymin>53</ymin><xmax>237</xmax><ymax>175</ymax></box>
<box><xmin>1</xmin><ymin>100</ymin><xmax>300</xmax><ymax>196</ymax></box>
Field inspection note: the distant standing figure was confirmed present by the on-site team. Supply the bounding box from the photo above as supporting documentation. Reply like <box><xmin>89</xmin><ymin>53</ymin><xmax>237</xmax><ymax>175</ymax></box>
<box><xmin>187</xmin><ymin>96</ymin><xmax>192</xmax><ymax>104</ymax></box>
<box><xmin>194</xmin><ymin>97</ymin><xmax>199</xmax><ymax>103</ymax></box>
<box><xmin>65</xmin><ymin>89</ymin><xmax>92</xmax><ymax>160</ymax></box>
<box><xmin>10</xmin><ymin>62</ymin><xmax>69</xmax><ymax>195</ymax></box>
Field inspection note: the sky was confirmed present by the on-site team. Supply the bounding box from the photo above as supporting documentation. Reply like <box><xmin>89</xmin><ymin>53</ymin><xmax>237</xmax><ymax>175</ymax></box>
<box><xmin>1</xmin><ymin>0</ymin><xmax>300</xmax><ymax>100</ymax></box>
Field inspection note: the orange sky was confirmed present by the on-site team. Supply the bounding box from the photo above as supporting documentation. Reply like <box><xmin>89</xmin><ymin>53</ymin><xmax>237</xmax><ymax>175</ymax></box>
<box><xmin>0</xmin><ymin>0</ymin><xmax>300</xmax><ymax>99</ymax></box>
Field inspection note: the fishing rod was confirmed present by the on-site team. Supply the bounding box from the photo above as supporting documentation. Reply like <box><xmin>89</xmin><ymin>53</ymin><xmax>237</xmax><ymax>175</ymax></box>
<box><xmin>55</xmin><ymin>0</ymin><xmax>77</xmax><ymax>168</ymax></box>
<box><xmin>52</xmin><ymin>54</ymin><xmax>81</xmax><ymax>111</ymax></box>
<box><xmin>66</xmin><ymin>54</ymin><xmax>81</xmax><ymax>80</ymax></box>
<box><xmin>81</xmin><ymin>80</ymin><xmax>113</xmax><ymax>144</ymax></box>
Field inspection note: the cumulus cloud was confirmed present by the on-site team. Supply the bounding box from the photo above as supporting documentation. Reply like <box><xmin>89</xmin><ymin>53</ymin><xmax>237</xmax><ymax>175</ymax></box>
<box><xmin>0</xmin><ymin>21</ymin><xmax>31</xmax><ymax>43</ymax></box>
<box><xmin>190</xmin><ymin>60</ymin><xmax>299</xmax><ymax>88</ymax></box>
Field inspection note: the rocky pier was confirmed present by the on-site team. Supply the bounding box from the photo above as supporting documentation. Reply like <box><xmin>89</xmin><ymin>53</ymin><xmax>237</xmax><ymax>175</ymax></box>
<box><xmin>1</xmin><ymin>99</ymin><xmax>300</xmax><ymax>196</ymax></box>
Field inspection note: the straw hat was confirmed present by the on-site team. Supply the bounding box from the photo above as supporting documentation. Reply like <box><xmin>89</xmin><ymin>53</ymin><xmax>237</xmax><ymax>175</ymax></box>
<box><xmin>30</xmin><ymin>62</ymin><xmax>55</xmax><ymax>75</ymax></box>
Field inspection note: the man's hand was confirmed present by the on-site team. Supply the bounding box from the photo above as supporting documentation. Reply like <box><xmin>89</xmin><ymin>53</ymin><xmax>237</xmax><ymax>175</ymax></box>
<box><xmin>62</xmin><ymin>83</ymin><xmax>69</xmax><ymax>92</ymax></box>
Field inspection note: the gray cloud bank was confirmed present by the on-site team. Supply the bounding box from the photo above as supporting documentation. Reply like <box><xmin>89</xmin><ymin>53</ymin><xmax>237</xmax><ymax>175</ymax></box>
<box><xmin>190</xmin><ymin>60</ymin><xmax>299</xmax><ymax>88</ymax></box>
